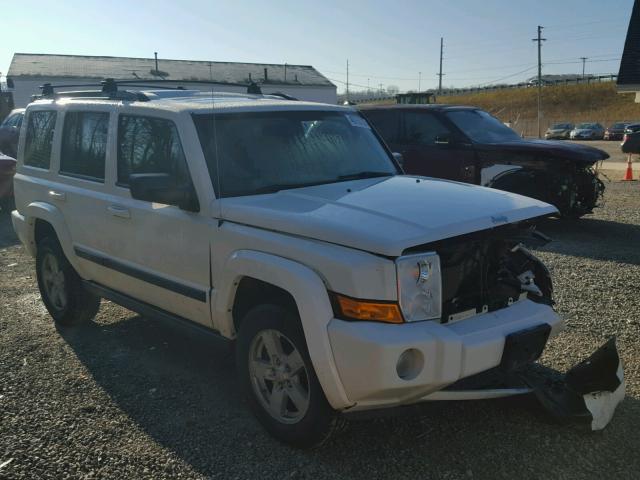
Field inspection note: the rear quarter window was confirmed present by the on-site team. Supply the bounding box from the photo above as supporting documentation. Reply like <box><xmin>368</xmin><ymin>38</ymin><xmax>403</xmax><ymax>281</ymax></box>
<box><xmin>24</xmin><ymin>110</ymin><xmax>57</xmax><ymax>169</ymax></box>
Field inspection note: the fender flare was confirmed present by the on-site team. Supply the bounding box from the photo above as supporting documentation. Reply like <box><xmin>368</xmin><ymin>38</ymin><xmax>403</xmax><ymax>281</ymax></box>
<box><xmin>23</xmin><ymin>202</ymin><xmax>82</xmax><ymax>272</ymax></box>
<box><xmin>215</xmin><ymin>249</ymin><xmax>354</xmax><ymax>410</ymax></box>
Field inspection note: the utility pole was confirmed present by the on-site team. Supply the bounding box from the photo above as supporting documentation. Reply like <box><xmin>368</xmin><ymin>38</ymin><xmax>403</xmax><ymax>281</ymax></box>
<box><xmin>346</xmin><ymin>59</ymin><xmax>349</xmax><ymax>102</ymax></box>
<box><xmin>154</xmin><ymin>52</ymin><xmax>159</xmax><ymax>73</ymax></box>
<box><xmin>532</xmin><ymin>26</ymin><xmax>546</xmax><ymax>138</ymax></box>
<box><xmin>437</xmin><ymin>37</ymin><xmax>444</xmax><ymax>94</ymax></box>
<box><xmin>367</xmin><ymin>78</ymin><xmax>370</xmax><ymax>93</ymax></box>
<box><xmin>418</xmin><ymin>71</ymin><xmax>422</xmax><ymax>92</ymax></box>
<box><xmin>580</xmin><ymin>57</ymin><xmax>588</xmax><ymax>78</ymax></box>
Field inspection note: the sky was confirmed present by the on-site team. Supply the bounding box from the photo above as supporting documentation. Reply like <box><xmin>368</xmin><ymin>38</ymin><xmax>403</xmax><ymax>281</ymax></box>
<box><xmin>0</xmin><ymin>0</ymin><xmax>634</xmax><ymax>93</ymax></box>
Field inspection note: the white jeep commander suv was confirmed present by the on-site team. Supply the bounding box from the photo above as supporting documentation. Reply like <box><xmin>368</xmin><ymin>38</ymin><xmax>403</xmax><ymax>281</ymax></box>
<box><xmin>12</xmin><ymin>84</ymin><xmax>564</xmax><ymax>447</ymax></box>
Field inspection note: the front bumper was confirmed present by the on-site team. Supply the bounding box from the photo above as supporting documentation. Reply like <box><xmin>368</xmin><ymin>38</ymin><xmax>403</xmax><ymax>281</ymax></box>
<box><xmin>328</xmin><ymin>299</ymin><xmax>563</xmax><ymax>411</ymax></box>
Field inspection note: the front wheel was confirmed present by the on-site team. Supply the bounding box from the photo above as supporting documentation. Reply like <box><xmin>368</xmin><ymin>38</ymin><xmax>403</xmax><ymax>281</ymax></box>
<box><xmin>236</xmin><ymin>304</ymin><xmax>341</xmax><ymax>448</ymax></box>
<box><xmin>36</xmin><ymin>236</ymin><xmax>101</xmax><ymax>326</ymax></box>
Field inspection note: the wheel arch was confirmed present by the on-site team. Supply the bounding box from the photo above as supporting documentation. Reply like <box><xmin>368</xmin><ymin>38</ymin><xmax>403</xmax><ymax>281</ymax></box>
<box><xmin>23</xmin><ymin>202</ymin><xmax>78</xmax><ymax>269</ymax></box>
<box><xmin>215</xmin><ymin>249</ymin><xmax>353</xmax><ymax>409</ymax></box>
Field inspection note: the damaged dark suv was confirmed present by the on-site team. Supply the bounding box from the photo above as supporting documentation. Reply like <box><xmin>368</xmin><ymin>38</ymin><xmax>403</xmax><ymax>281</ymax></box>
<box><xmin>360</xmin><ymin>105</ymin><xmax>608</xmax><ymax>218</ymax></box>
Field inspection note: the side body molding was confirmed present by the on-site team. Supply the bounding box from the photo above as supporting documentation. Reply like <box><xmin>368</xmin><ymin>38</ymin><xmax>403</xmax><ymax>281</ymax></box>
<box><xmin>215</xmin><ymin>249</ymin><xmax>354</xmax><ymax>410</ymax></box>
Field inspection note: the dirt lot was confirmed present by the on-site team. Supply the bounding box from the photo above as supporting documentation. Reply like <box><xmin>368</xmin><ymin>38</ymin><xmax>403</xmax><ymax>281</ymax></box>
<box><xmin>1</xmin><ymin>181</ymin><xmax>639</xmax><ymax>480</ymax></box>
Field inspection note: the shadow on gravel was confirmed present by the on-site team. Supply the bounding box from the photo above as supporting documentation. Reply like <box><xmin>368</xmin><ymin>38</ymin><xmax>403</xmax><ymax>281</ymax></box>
<box><xmin>0</xmin><ymin>213</ymin><xmax>19</xmax><ymax>249</ymax></box>
<box><xmin>536</xmin><ymin>217</ymin><xmax>640</xmax><ymax>266</ymax></box>
<box><xmin>58</xmin><ymin>312</ymin><xmax>640</xmax><ymax>479</ymax></box>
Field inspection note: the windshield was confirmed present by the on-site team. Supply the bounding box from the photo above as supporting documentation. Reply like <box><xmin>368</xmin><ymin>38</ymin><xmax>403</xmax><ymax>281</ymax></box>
<box><xmin>612</xmin><ymin>123</ymin><xmax>627</xmax><ymax>129</ymax></box>
<box><xmin>445</xmin><ymin>109</ymin><xmax>521</xmax><ymax>143</ymax></box>
<box><xmin>193</xmin><ymin>110</ymin><xmax>397</xmax><ymax>198</ymax></box>
<box><xmin>577</xmin><ymin>123</ymin><xmax>597</xmax><ymax>129</ymax></box>
<box><xmin>551</xmin><ymin>123</ymin><xmax>572</xmax><ymax>129</ymax></box>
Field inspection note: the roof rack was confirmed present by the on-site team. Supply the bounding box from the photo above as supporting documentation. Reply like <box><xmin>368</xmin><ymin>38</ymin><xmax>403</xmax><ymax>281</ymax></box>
<box><xmin>267</xmin><ymin>92</ymin><xmax>299</xmax><ymax>101</ymax></box>
<box><xmin>36</xmin><ymin>78</ymin><xmax>269</xmax><ymax>102</ymax></box>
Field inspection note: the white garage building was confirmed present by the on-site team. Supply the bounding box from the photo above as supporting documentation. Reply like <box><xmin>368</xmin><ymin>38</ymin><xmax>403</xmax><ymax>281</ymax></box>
<box><xmin>6</xmin><ymin>53</ymin><xmax>337</xmax><ymax>107</ymax></box>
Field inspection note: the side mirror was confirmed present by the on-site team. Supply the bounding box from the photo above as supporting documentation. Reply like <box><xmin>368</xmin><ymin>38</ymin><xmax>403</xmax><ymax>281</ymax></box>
<box><xmin>129</xmin><ymin>173</ymin><xmax>199</xmax><ymax>212</ymax></box>
<box><xmin>392</xmin><ymin>152</ymin><xmax>404</xmax><ymax>169</ymax></box>
<box><xmin>434</xmin><ymin>135</ymin><xmax>451</xmax><ymax>145</ymax></box>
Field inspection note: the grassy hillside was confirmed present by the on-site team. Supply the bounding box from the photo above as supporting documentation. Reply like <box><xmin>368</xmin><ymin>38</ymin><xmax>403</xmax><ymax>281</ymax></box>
<box><xmin>435</xmin><ymin>82</ymin><xmax>640</xmax><ymax>136</ymax></box>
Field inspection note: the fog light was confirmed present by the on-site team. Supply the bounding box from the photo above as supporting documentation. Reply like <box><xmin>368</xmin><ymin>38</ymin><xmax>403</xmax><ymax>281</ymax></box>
<box><xmin>396</xmin><ymin>348</ymin><xmax>424</xmax><ymax>381</ymax></box>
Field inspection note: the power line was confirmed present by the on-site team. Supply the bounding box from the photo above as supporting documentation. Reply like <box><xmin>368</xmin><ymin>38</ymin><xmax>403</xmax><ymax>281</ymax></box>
<box><xmin>532</xmin><ymin>25</ymin><xmax>546</xmax><ymax>138</ymax></box>
<box><xmin>437</xmin><ymin>37</ymin><xmax>444</xmax><ymax>94</ymax></box>
<box><xmin>478</xmin><ymin>65</ymin><xmax>537</xmax><ymax>86</ymax></box>
<box><xmin>544</xmin><ymin>17</ymin><xmax>629</xmax><ymax>29</ymax></box>
<box><xmin>346</xmin><ymin>59</ymin><xmax>349</xmax><ymax>101</ymax></box>
<box><xmin>580</xmin><ymin>56</ymin><xmax>588</xmax><ymax>78</ymax></box>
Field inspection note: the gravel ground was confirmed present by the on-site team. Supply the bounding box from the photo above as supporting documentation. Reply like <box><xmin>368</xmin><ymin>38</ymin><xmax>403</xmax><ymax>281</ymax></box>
<box><xmin>1</xmin><ymin>181</ymin><xmax>639</xmax><ymax>480</ymax></box>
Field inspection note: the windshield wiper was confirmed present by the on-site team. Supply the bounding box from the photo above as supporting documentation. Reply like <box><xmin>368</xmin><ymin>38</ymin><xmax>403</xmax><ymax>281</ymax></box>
<box><xmin>251</xmin><ymin>179</ymin><xmax>338</xmax><ymax>195</ymax></box>
<box><xmin>336</xmin><ymin>171</ymin><xmax>394</xmax><ymax>181</ymax></box>
<box><xmin>248</xmin><ymin>173</ymin><xmax>392</xmax><ymax>196</ymax></box>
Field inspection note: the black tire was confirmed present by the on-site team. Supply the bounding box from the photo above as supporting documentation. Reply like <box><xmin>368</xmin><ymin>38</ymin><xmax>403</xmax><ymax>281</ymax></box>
<box><xmin>36</xmin><ymin>236</ymin><xmax>100</xmax><ymax>326</ymax></box>
<box><xmin>236</xmin><ymin>304</ymin><xmax>342</xmax><ymax>448</ymax></box>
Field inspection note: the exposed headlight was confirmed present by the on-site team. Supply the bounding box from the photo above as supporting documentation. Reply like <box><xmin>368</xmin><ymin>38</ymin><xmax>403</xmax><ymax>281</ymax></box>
<box><xmin>396</xmin><ymin>252</ymin><xmax>442</xmax><ymax>322</ymax></box>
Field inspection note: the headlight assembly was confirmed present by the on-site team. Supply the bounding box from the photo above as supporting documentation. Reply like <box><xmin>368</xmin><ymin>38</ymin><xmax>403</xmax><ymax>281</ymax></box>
<box><xmin>396</xmin><ymin>252</ymin><xmax>442</xmax><ymax>322</ymax></box>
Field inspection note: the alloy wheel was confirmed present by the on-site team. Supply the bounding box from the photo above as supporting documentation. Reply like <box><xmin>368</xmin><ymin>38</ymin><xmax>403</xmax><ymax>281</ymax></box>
<box><xmin>41</xmin><ymin>252</ymin><xmax>67</xmax><ymax>310</ymax></box>
<box><xmin>248</xmin><ymin>329</ymin><xmax>310</xmax><ymax>424</ymax></box>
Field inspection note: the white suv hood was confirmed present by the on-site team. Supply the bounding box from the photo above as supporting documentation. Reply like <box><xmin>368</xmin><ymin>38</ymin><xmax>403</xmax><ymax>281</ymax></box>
<box><xmin>218</xmin><ymin>176</ymin><xmax>557</xmax><ymax>257</ymax></box>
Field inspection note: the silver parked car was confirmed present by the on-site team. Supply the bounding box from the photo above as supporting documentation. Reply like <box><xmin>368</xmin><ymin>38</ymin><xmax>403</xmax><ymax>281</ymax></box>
<box><xmin>570</xmin><ymin>122</ymin><xmax>605</xmax><ymax>140</ymax></box>
<box><xmin>545</xmin><ymin>122</ymin><xmax>574</xmax><ymax>140</ymax></box>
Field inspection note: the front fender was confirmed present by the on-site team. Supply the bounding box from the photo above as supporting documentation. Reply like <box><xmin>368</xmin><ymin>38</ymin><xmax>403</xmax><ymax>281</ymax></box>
<box><xmin>215</xmin><ymin>249</ymin><xmax>354</xmax><ymax>410</ymax></box>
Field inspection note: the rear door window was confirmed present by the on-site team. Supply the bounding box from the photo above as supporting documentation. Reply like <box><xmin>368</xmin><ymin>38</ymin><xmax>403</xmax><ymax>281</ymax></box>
<box><xmin>24</xmin><ymin>110</ymin><xmax>57</xmax><ymax>169</ymax></box>
<box><xmin>117</xmin><ymin>115</ymin><xmax>189</xmax><ymax>187</ymax></box>
<box><xmin>60</xmin><ymin>111</ymin><xmax>109</xmax><ymax>182</ymax></box>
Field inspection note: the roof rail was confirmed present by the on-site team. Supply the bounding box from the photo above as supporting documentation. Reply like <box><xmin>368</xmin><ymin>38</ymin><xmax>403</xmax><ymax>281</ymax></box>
<box><xmin>267</xmin><ymin>91</ymin><xmax>298</xmax><ymax>101</ymax></box>
<box><xmin>34</xmin><ymin>78</ymin><xmax>296</xmax><ymax>102</ymax></box>
<box><xmin>38</xmin><ymin>79</ymin><xmax>150</xmax><ymax>101</ymax></box>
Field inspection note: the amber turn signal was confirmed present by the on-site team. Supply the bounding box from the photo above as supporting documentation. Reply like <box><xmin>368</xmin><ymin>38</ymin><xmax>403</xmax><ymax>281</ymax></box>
<box><xmin>332</xmin><ymin>293</ymin><xmax>404</xmax><ymax>324</ymax></box>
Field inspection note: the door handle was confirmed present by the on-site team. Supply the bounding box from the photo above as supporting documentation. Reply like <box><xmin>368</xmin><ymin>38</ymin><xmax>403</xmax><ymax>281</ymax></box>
<box><xmin>48</xmin><ymin>190</ymin><xmax>66</xmax><ymax>201</ymax></box>
<box><xmin>107</xmin><ymin>205</ymin><xmax>131</xmax><ymax>219</ymax></box>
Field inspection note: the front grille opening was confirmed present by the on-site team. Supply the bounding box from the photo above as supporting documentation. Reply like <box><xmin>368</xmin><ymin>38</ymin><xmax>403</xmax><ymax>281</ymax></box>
<box><xmin>404</xmin><ymin>222</ymin><xmax>552</xmax><ymax>324</ymax></box>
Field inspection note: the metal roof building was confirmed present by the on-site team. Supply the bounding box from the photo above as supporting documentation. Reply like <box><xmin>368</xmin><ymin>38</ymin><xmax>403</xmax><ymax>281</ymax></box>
<box><xmin>6</xmin><ymin>53</ymin><xmax>337</xmax><ymax>106</ymax></box>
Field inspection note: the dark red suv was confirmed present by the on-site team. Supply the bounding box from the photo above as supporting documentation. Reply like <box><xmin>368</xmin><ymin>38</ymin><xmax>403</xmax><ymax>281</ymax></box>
<box><xmin>360</xmin><ymin>105</ymin><xmax>608</xmax><ymax>218</ymax></box>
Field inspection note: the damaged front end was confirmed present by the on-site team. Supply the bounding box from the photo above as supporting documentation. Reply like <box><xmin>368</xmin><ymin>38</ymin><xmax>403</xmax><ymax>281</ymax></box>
<box><xmin>405</xmin><ymin>221</ymin><xmax>555</xmax><ymax>324</ymax></box>
<box><xmin>411</xmin><ymin>222</ymin><xmax>624</xmax><ymax>430</ymax></box>
<box><xmin>521</xmin><ymin>338</ymin><xmax>625</xmax><ymax>430</ymax></box>
<box><xmin>436</xmin><ymin>338</ymin><xmax>625</xmax><ymax>431</ymax></box>
<box><xmin>488</xmin><ymin>163</ymin><xmax>605</xmax><ymax>219</ymax></box>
